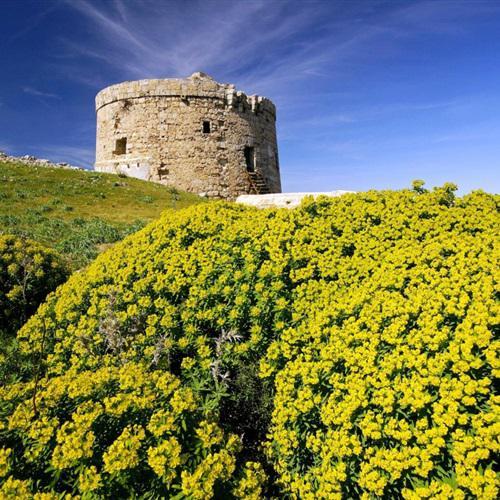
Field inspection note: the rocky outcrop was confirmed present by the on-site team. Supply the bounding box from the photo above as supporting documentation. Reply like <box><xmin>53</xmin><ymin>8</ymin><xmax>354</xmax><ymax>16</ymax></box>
<box><xmin>0</xmin><ymin>151</ymin><xmax>83</xmax><ymax>170</ymax></box>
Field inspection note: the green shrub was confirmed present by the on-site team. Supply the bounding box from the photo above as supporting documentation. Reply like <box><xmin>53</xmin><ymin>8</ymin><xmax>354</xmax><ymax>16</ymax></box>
<box><xmin>0</xmin><ymin>187</ymin><xmax>498</xmax><ymax>498</ymax></box>
<box><xmin>0</xmin><ymin>235</ymin><xmax>69</xmax><ymax>386</ymax></box>
<box><xmin>0</xmin><ymin>362</ymin><xmax>258</xmax><ymax>498</ymax></box>
<box><xmin>0</xmin><ymin>235</ymin><xmax>68</xmax><ymax>337</ymax></box>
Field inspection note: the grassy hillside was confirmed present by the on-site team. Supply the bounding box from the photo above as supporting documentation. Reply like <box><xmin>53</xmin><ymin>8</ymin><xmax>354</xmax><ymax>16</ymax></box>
<box><xmin>0</xmin><ymin>160</ymin><xmax>205</xmax><ymax>268</ymax></box>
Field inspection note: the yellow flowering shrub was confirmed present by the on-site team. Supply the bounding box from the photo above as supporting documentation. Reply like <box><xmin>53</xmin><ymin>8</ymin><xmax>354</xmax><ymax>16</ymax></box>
<box><xmin>0</xmin><ymin>234</ymin><xmax>68</xmax><ymax>336</ymax></box>
<box><xmin>0</xmin><ymin>362</ymin><xmax>244</xmax><ymax>497</ymax></box>
<box><xmin>0</xmin><ymin>183</ymin><xmax>498</xmax><ymax>497</ymax></box>
<box><xmin>262</xmin><ymin>185</ymin><xmax>499</xmax><ymax>498</ymax></box>
<box><xmin>0</xmin><ymin>234</ymin><xmax>68</xmax><ymax>386</ymax></box>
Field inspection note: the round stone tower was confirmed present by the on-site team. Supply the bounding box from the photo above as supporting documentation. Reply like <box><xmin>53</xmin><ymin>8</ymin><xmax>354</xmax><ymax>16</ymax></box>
<box><xmin>94</xmin><ymin>72</ymin><xmax>281</xmax><ymax>199</ymax></box>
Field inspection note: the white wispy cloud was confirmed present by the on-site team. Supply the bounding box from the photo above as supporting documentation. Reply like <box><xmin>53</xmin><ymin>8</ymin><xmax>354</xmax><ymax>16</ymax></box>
<box><xmin>22</xmin><ymin>87</ymin><xmax>60</xmax><ymax>99</ymax></box>
<box><xmin>432</xmin><ymin>126</ymin><xmax>500</xmax><ymax>144</ymax></box>
<box><xmin>56</xmin><ymin>0</ymin><xmax>499</xmax><ymax>104</ymax></box>
<box><xmin>63</xmin><ymin>0</ymin><xmax>314</xmax><ymax>83</ymax></box>
<box><xmin>290</xmin><ymin>99</ymin><xmax>462</xmax><ymax>129</ymax></box>
<box><xmin>36</xmin><ymin>145</ymin><xmax>95</xmax><ymax>168</ymax></box>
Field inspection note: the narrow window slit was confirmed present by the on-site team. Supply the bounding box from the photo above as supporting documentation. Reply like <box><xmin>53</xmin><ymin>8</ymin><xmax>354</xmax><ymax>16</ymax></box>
<box><xmin>203</xmin><ymin>121</ymin><xmax>211</xmax><ymax>134</ymax></box>
<box><xmin>114</xmin><ymin>137</ymin><xmax>127</xmax><ymax>155</ymax></box>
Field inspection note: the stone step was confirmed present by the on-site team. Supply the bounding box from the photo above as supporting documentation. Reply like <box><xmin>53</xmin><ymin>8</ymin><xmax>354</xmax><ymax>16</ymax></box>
<box><xmin>247</xmin><ymin>171</ymin><xmax>270</xmax><ymax>195</ymax></box>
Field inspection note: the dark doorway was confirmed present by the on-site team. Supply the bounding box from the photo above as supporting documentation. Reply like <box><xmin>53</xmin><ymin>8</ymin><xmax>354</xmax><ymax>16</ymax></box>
<box><xmin>203</xmin><ymin>121</ymin><xmax>211</xmax><ymax>134</ymax></box>
<box><xmin>244</xmin><ymin>146</ymin><xmax>255</xmax><ymax>172</ymax></box>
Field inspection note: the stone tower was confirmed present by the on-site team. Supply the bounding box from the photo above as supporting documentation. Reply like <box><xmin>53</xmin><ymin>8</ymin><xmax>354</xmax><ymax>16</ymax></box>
<box><xmin>94</xmin><ymin>72</ymin><xmax>281</xmax><ymax>199</ymax></box>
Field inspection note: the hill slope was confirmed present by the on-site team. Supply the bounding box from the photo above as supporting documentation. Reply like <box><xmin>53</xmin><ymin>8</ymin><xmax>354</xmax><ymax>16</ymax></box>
<box><xmin>0</xmin><ymin>160</ymin><xmax>205</xmax><ymax>267</ymax></box>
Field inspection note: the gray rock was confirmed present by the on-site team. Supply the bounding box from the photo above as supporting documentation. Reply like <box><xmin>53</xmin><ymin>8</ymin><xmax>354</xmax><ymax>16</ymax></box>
<box><xmin>1</xmin><ymin>152</ymin><xmax>82</xmax><ymax>170</ymax></box>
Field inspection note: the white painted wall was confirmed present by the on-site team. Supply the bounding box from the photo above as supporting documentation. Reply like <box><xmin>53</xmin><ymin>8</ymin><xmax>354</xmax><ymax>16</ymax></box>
<box><xmin>236</xmin><ymin>191</ymin><xmax>354</xmax><ymax>209</ymax></box>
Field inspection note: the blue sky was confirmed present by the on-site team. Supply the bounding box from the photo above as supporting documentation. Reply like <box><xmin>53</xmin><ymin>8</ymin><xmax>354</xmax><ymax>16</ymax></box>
<box><xmin>1</xmin><ymin>0</ymin><xmax>499</xmax><ymax>193</ymax></box>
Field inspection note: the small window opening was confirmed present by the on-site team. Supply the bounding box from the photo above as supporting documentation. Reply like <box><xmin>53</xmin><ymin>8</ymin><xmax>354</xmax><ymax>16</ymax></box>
<box><xmin>114</xmin><ymin>137</ymin><xmax>127</xmax><ymax>155</ymax></box>
<box><xmin>244</xmin><ymin>146</ymin><xmax>255</xmax><ymax>172</ymax></box>
<box><xmin>203</xmin><ymin>121</ymin><xmax>211</xmax><ymax>134</ymax></box>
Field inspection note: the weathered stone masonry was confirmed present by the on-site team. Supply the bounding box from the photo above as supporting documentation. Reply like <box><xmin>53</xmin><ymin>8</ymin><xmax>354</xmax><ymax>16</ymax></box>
<box><xmin>95</xmin><ymin>72</ymin><xmax>281</xmax><ymax>199</ymax></box>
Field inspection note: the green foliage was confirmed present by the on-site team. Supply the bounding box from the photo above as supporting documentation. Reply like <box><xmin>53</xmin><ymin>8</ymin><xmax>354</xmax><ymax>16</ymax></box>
<box><xmin>0</xmin><ymin>235</ymin><xmax>68</xmax><ymax>336</ymax></box>
<box><xmin>0</xmin><ymin>235</ymin><xmax>69</xmax><ymax>385</ymax></box>
<box><xmin>0</xmin><ymin>186</ymin><xmax>498</xmax><ymax>498</ymax></box>
<box><xmin>411</xmin><ymin>179</ymin><xmax>426</xmax><ymax>193</ymax></box>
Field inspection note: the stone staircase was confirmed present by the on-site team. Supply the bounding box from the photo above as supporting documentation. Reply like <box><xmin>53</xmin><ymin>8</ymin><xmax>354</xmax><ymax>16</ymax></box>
<box><xmin>247</xmin><ymin>170</ymin><xmax>270</xmax><ymax>194</ymax></box>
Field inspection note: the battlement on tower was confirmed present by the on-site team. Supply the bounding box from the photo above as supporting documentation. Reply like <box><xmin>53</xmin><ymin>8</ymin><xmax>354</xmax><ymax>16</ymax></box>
<box><xmin>95</xmin><ymin>72</ymin><xmax>276</xmax><ymax>118</ymax></box>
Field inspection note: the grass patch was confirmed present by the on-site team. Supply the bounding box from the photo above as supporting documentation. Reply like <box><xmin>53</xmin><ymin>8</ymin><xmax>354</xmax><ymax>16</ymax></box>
<box><xmin>0</xmin><ymin>160</ymin><xmax>206</xmax><ymax>268</ymax></box>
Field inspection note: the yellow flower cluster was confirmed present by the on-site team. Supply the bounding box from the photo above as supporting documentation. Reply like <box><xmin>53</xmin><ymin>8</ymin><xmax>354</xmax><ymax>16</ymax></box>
<box><xmin>196</xmin><ymin>420</ymin><xmax>224</xmax><ymax>448</ymax></box>
<box><xmin>0</xmin><ymin>184</ymin><xmax>498</xmax><ymax>497</ymax></box>
<box><xmin>181</xmin><ymin>446</ymin><xmax>238</xmax><ymax>499</ymax></box>
<box><xmin>0</xmin><ymin>448</ymin><xmax>11</xmax><ymax>478</ymax></box>
<box><xmin>232</xmin><ymin>461</ymin><xmax>268</xmax><ymax>499</ymax></box>
<box><xmin>0</xmin><ymin>234</ymin><xmax>67</xmax><ymax>340</ymax></box>
<box><xmin>51</xmin><ymin>402</ymin><xmax>99</xmax><ymax>469</ymax></box>
<box><xmin>103</xmin><ymin>424</ymin><xmax>145</xmax><ymax>474</ymax></box>
<box><xmin>77</xmin><ymin>465</ymin><xmax>102</xmax><ymax>494</ymax></box>
<box><xmin>0</xmin><ymin>476</ymin><xmax>31</xmax><ymax>498</ymax></box>
<box><xmin>147</xmin><ymin>436</ymin><xmax>182</xmax><ymax>484</ymax></box>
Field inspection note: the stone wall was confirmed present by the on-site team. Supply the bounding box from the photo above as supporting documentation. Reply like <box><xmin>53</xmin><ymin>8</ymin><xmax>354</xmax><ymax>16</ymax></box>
<box><xmin>95</xmin><ymin>72</ymin><xmax>281</xmax><ymax>199</ymax></box>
